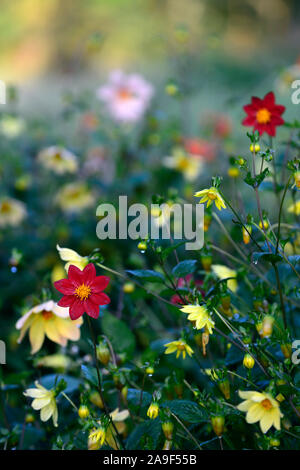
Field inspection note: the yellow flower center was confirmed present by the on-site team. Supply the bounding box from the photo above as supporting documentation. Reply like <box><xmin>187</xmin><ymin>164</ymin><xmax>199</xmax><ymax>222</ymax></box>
<box><xmin>261</xmin><ymin>398</ymin><xmax>272</xmax><ymax>410</ymax></box>
<box><xmin>42</xmin><ymin>311</ymin><xmax>53</xmax><ymax>320</ymax></box>
<box><xmin>177</xmin><ymin>157</ymin><xmax>189</xmax><ymax>170</ymax></box>
<box><xmin>118</xmin><ymin>88</ymin><xmax>132</xmax><ymax>100</ymax></box>
<box><xmin>177</xmin><ymin>343</ymin><xmax>186</xmax><ymax>351</ymax></box>
<box><xmin>54</xmin><ymin>152</ymin><xmax>62</xmax><ymax>161</ymax></box>
<box><xmin>75</xmin><ymin>284</ymin><xmax>91</xmax><ymax>301</ymax></box>
<box><xmin>0</xmin><ymin>201</ymin><xmax>12</xmax><ymax>213</ymax></box>
<box><xmin>207</xmin><ymin>190</ymin><xmax>217</xmax><ymax>201</ymax></box>
<box><xmin>256</xmin><ymin>108</ymin><xmax>271</xmax><ymax>124</ymax></box>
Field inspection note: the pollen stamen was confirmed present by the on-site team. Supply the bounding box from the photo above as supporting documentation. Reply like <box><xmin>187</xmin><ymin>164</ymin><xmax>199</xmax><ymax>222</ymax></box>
<box><xmin>75</xmin><ymin>284</ymin><xmax>91</xmax><ymax>301</ymax></box>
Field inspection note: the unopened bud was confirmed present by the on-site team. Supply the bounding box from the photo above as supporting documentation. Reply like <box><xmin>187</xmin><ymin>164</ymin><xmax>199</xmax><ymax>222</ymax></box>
<box><xmin>280</xmin><ymin>343</ymin><xmax>292</xmax><ymax>359</ymax></box>
<box><xmin>261</xmin><ymin>315</ymin><xmax>274</xmax><ymax>338</ymax></box>
<box><xmin>250</xmin><ymin>143</ymin><xmax>260</xmax><ymax>153</ymax></box>
<box><xmin>78</xmin><ymin>405</ymin><xmax>90</xmax><ymax>419</ymax></box>
<box><xmin>201</xmin><ymin>255</ymin><xmax>212</xmax><ymax>272</ymax></box>
<box><xmin>220</xmin><ymin>294</ymin><xmax>231</xmax><ymax>310</ymax></box>
<box><xmin>89</xmin><ymin>391</ymin><xmax>104</xmax><ymax>409</ymax></box>
<box><xmin>218</xmin><ymin>379</ymin><xmax>230</xmax><ymax>400</ymax></box>
<box><xmin>211</xmin><ymin>415</ymin><xmax>225</xmax><ymax>436</ymax></box>
<box><xmin>243</xmin><ymin>353</ymin><xmax>255</xmax><ymax>369</ymax></box>
<box><xmin>163</xmin><ymin>439</ymin><xmax>172</xmax><ymax>450</ymax></box>
<box><xmin>242</xmin><ymin>225</ymin><xmax>252</xmax><ymax>244</ymax></box>
<box><xmin>269</xmin><ymin>438</ymin><xmax>280</xmax><ymax>447</ymax></box>
<box><xmin>25</xmin><ymin>413</ymin><xmax>35</xmax><ymax>424</ymax></box>
<box><xmin>97</xmin><ymin>342</ymin><xmax>111</xmax><ymax>366</ymax></box>
<box><xmin>123</xmin><ymin>282</ymin><xmax>135</xmax><ymax>293</ymax></box>
<box><xmin>138</xmin><ymin>241</ymin><xmax>147</xmax><ymax>252</ymax></box>
<box><xmin>147</xmin><ymin>402</ymin><xmax>159</xmax><ymax>419</ymax></box>
<box><xmin>293</xmin><ymin>171</ymin><xmax>300</xmax><ymax>189</ymax></box>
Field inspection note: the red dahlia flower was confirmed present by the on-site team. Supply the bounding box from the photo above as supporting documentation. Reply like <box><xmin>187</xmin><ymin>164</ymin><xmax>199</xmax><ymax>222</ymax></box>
<box><xmin>242</xmin><ymin>91</ymin><xmax>285</xmax><ymax>137</ymax></box>
<box><xmin>54</xmin><ymin>263</ymin><xmax>110</xmax><ymax>320</ymax></box>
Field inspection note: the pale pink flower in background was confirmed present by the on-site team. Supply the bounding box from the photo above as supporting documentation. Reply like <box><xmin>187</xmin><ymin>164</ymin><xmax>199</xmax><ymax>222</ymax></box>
<box><xmin>97</xmin><ymin>70</ymin><xmax>154</xmax><ymax>123</ymax></box>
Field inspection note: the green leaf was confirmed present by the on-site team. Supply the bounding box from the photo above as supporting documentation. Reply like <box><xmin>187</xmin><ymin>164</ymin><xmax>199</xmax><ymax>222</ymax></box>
<box><xmin>127</xmin><ymin>388</ymin><xmax>152</xmax><ymax>408</ymax></box>
<box><xmin>172</xmin><ymin>260</ymin><xmax>197</xmax><ymax>278</ymax></box>
<box><xmin>38</xmin><ymin>374</ymin><xmax>81</xmax><ymax>394</ymax></box>
<box><xmin>81</xmin><ymin>365</ymin><xmax>99</xmax><ymax>387</ymax></box>
<box><xmin>126</xmin><ymin>419</ymin><xmax>161</xmax><ymax>450</ymax></box>
<box><xmin>162</xmin><ymin>400</ymin><xmax>207</xmax><ymax>423</ymax></box>
<box><xmin>252</xmin><ymin>252</ymin><xmax>282</xmax><ymax>264</ymax></box>
<box><xmin>161</xmin><ymin>241</ymin><xmax>186</xmax><ymax>261</ymax></box>
<box><xmin>101</xmin><ymin>312</ymin><xmax>136</xmax><ymax>357</ymax></box>
<box><xmin>126</xmin><ymin>269</ymin><xmax>165</xmax><ymax>283</ymax></box>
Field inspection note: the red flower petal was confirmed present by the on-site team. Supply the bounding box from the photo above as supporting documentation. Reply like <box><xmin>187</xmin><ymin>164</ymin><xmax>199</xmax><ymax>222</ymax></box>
<box><xmin>54</xmin><ymin>279</ymin><xmax>75</xmax><ymax>295</ymax></box>
<box><xmin>68</xmin><ymin>265</ymin><xmax>83</xmax><ymax>285</ymax></box>
<box><xmin>251</xmin><ymin>96</ymin><xmax>262</xmax><ymax>109</ymax></box>
<box><xmin>69</xmin><ymin>299</ymin><xmax>85</xmax><ymax>320</ymax></box>
<box><xmin>57</xmin><ymin>295</ymin><xmax>74</xmax><ymax>307</ymax></box>
<box><xmin>91</xmin><ymin>275</ymin><xmax>110</xmax><ymax>293</ymax></box>
<box><xmin>274</xmin><ymin>104</ymin><xmax>285</xmax><ymax>115</ymax></box>
<box><xmin>91</xmin><ymin>292</ymin><xmax>111</xmax><ymax>305</ymax></box>
<box><xmin>242</xmin><ymin>116</ymin><xmax>256</xmax><ymax>126</ymax></box>
<box><xmin>93</xmin><ymin>292</ymin><xmax>110</xmax><ymax>305</ymax></box>
<box><xmin>82</xmin><ymin>263</ymin><xmax>96</xmax><ymax>284</ymax></box>
<box><xmin>84</xmin><ymin>298</ymin><xmax>100</xmax><ymax>318</ymax></box>
<box><xmin>263</xmin><ymin>91</ymin><xmax>275</xmax><ymax>107</ymax></box>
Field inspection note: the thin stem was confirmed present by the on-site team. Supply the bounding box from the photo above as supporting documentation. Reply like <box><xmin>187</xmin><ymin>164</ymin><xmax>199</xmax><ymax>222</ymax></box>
<box><xmin>169</xmin><ymin>411</ymin><xmax>202</xmax><ymax>450</ymax></box>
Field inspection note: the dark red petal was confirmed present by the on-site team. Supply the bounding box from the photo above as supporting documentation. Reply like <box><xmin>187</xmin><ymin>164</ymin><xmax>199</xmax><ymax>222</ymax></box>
<box><xmin>263</xmin><ymin>91</ymin><xmax>275</xmax><ymax>108</ymax></box>
<box><xmin>242</xmin><ymin>116</ymin><xmax>256</xmax><ymax>126</ymax></box>
<box><xmin>91</xmin><ymin>275</ymin><xmax>110</xmax><ymax>293</ymax></box>
<box><xmin>271</xmin><ymin>115</ymin><xmax>284</xmax><ymax>126</ymax></box>
<box><xmin>243</xmin><ymin>104</ymin><xmax>256</xmax><ymax>115</ymax></box>
<box><xmin>273</xmin><ymin>104</ymin><xmax>285</xmax><ymax>116</ymax></box>
<box><xmin>57</xmin><ymin>295</ymin><xmax>74</xmax><ymax>307</ymax></box>
<box><xmin>251</xmin><ymin>96</ymin><xmax>262</xmax><ymax>108</ymax></box>
<box><xmin>69</xmin><ymin>299</ymin><xmax>85</xmax><ymax>320</ymax></box>
<box><xmin>82</xmin><ymin>263</ymin><xmax>96</xmax><ymax>284</ymax></box>
<box><xmin>84</xmin><ymin>298</ymin><xmax>100</xmax><ymax>318</ymax></box>
<box><xmin>68</xmin><ymin>265</ymin><xmax>83</xmax><ymax>285</ymax></box>
<box><xmin>91</xmin><ymin>292</ymin><xmax>110</xmax><ymax>306</ymax></box>
<box><xmin>54</xmin><ymin>279</ymin><xmax>75</xmax><ymax>295</ymax></box>
<box><xmin>266</xmin><ymin>122</ymin><xmax>276</xmax><ymax>137</ymax></box>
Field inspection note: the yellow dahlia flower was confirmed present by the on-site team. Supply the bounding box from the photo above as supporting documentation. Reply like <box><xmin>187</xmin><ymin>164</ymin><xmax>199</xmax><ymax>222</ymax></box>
<box><xmin>180</xmin><ymin>304</ymin><xmax>215</xmax><ymax>334</ymax></box>
<box><xmin>163</xmin><ymin>147</ymin><xmax>203</xmax><ymax>182</ymax></box>
<box><xmin>24</xmin><ymin>381</ymin><xmax>58</xmax><ymax>427</ymax></box>
<box><xmin>211</xmin><ymin>264</ymin><xmax>238</xmax><ymax>293</ymax></box>
<box><xmin>288</xmin><ymin>200</ymin><xmax>300</xmax><ymax>216</ymax></box>
<box><xmin>37</xmin><ymin>146</ymin><xmax>78</xmax><ymax>174</ymax></box>
<box><xmin>56</xmin><ymin>182</ymin><xmax>94</xmax><ymax>213</ymax></box>
<box><xmin>16</xmin><ymin>300</ymin><xmax>82</xmax><ymax>354</ymax></box>
<box><xmin>56</xmin><ymin>244</ymin><xmax>89</xmax><ymax>272</ymax></box>
<box><xmin>88</xmin><ymin>408</ymin><xmax>129</xmax><ymax>450</ymax></box>
<box><xmin>237</xmin><ymin>390</ymin><xmax>283</xmax><ymax>434</ymax></box>
<box><xmin>194</xmin><ymin>187</ymin><xmax>226</xmax><ymax>211</ymax></box>
<box><xmin>164</xmin><ymin>339</ymin><xmax>194</xmax><ymax>359</ymax></box>
<box><xmin>0</xmin><ymin>197</ymin><xmax>26</xmax><ymax>228</ymax></box>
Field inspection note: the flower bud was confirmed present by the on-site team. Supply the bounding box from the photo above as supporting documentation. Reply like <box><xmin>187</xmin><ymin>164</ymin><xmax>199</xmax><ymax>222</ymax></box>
<box><xmin>259</xmin><ymin>219</ymin><xmax>269</xmax><ymax>230</ymax></box>
<box><xmin>25</xmin><ymin>413</ymin><xmax>35</xmax><ymax>424</ymax></box>
<box><xmin>201</xmin><ymin>254</ymin><xmax>212</xmax><ymax>272</ymax></box>
<box><xmin>165</xmin><ymin>83</ymin><xmax>178</xmax><ymax>96</ymax></box>
<box><xmin>145</xmin><ymin>366</ymin><xmax>154</xmax><ymax>375</ymax></box>
<box><xmin>211</xmin><ymin>415</ymin><xmax>225</xmax><ymax>436</ymax></box>
<box><xmin>147</xmin><ymin>402</ymin><xmax>159</xmax><ymax>419</ymax></box>
<box><xmin>89</xmin><ymin>391</ymin><xmax>104</xmax><ymax>409</ymax></box>
<box><xmin>162</xmin><ymin>421</ymin><xmax>174</xmax><ymax>440</ymax></box>
<box><xmin>174</xmin><ymin>383</ymin><xmax>183</xmax><ymax>399</ymax></box>
<box><xmin>121</xmin><ymin>385</ymin><xmax>128</xmax><ymax>404</ymax></box>
<box><xmin>250</xmin><ymin>143</ymin><xmax>260</xmax><ymax>153</ymax></box>
<box><xmin>97</xmin><ymin>342</ymin><xmax>111</xmax><ymax>366</ymax></box>
<box><xmin>242</xmin><ymin>225</ymin><xmax>252</xmax><ymax>244</ymax></box>
<box><xmin>261</xmin><ymin>315</ymin><xmax>274</xmax><ymax>338</ymax></box>
<box><xmin>218</xmin><ymin>379</ymin><xmax>230</xmax><ymax>400</ymax></box>
<box><xmin>275</xmin><ymin>393</ymin><xmax>285</xmax><ymax>403</ymax></box>
<box><xmin>78</xmin><ymin>405</ymin><xmax>90</xmax><ymax>419</ymax></box>
<box><xmin>204</xmin><ymin>214</ymin><xmax>212</xmax><ymax>232</ymax></box>
<box><xmin>123</xmin><ymin>282</ymin><xmax>135</xmax><ymax>293</ymax></box>
<box><xmin>220</xmin><ymin>294</ymin><xmax>231</xmax><ymax>310</ymax></box>
<box><xmin>269</xmin><ymin>438</ymin><xmax>280</xmax><ymax>447</ymax></box>
<box><xmin>293</xmin><ymin>171</ymin><xmax>300</xmax><ymax>189</ymax></box>
<box><xmin>280</xmin><ymin>343</ymin><xmax>292</xmax><ymax>359</ymax></box>
<box><xmin>227</xmin><ymin>167</ymin><xmax>239</xmax><ymax>178</ymax></box>
<box><xmin>243</xmin><ymin>353</ymin><xmax>255</xmax><ymax>369</ymax></box>
<box><xmin>138</xmin><ymin>241</ymin><xmax>147</xmax><ymax>252</ymax></box>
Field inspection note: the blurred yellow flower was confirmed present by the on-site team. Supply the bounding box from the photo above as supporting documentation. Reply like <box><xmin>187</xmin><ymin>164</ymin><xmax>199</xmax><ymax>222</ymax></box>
<box><xmin>51</xmin><ymin>263</ymin><xmax>66</xmax><ymax>283</ymax></box>
<box><xmin>163</xmin><ymin>147</ymin><xmax>203</xmax><ymax>182</ymax></box>
<box><xmin>88</xmin><ymin>409</ymin><xmax>129</xmax><ymax>450</ymax></box>
<box><xmin>164</xmin><ymin>339</ymin><xmax>194</xmax><ymax>359</ymax></box>
<box><xmin>0</xmin><ymin>197</ymin><xmax>26</xmax><ymax>228</ymax></box>
<box><xmin>0</xmin><ymin>116</ymin><xmax>25</xmax><ymax>138</ymax></box>
<box><xmin>38</xmin><ymin>146</ymin><xmax>78</xmax><ymax>174</ymax></box>
<box><xmin>211</xmin><ymin>264</ymin><xmax>238</xmax><ymax>293</ymax></box>
<box><xmin>237</xmin><ymin>390</ymin><xmax>283</xmax><ymax>434</ymax></box>
<box><xmin>288</xmin><ymin>200</ymin><xmax>300</xmax><ymax>215</ymax></box>
<box><xmin>16</xmin><ymin>300</ymin><xmax>82</xmax><ymax>354</ymax></box>
<box><xmin>56</xmin><ymin>182</ymin><xmax>94</xmax><ymax>213</ymax></box>
<box><xmin>194</xmin><ymin>187</ymin><xmax>226</xmax><ymax>211</ymax></box>
<box><xmin>35</xmin><ymin>354</ymin><xmax>72</xmax><ymax>371</ymax></box>
<box><xmin>24</xmin><ymin>381</ymin><xmax>58</xmax><ymax>427</ymax></box>
<box><xmin>56</xmin><ymin>245</ymin><xmax>89</xmax><ymax>272</ymax></box>
<box><xmin>180</xmin><ymin>304</ymin><xmax>215</xmax><ymax>334</ymax></box>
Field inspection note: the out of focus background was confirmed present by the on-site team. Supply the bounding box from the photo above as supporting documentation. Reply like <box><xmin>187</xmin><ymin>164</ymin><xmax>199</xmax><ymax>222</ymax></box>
<box><xmin>1</xmin><ymin>0</ymin><xmax>300</xmax><ymax>115</ymax></box>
